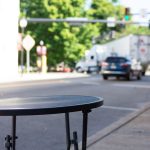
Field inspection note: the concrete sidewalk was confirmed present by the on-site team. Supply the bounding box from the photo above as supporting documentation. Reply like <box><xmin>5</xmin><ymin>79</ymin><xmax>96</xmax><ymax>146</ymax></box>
<box><xmin>0</xmin><ymin>72</ymin><xmax>90</xmax><ymax>83</ymax></box>
<box><xmin>87</xmin><ymin>103</ymin><xmax>150</xmax><ymax>150</ymax></box>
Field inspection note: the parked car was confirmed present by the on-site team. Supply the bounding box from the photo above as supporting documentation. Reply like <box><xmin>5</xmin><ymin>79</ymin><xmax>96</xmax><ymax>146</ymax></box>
<box><xmin>101</xmin><ymin>56</ymin><xmax>142</xmax><ymax>80</ymax></box>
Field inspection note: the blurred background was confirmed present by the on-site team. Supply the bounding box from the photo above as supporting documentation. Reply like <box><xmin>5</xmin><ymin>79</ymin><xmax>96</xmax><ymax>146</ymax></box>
<box><xmin>0</xmin><ymin>0</ymin><xmax>150</xmax><ymax>79</ymax></box>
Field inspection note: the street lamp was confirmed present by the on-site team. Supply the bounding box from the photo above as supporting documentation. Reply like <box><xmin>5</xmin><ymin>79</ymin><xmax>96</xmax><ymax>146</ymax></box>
<box><xmin>19</xmin><ymin>18</ymin><xmax>27</xmax><ymax>75</ymax></box>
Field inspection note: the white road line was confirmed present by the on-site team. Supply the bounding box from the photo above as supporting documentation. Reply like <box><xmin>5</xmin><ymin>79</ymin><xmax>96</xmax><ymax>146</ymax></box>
<box><xmin>113</xmin><ymin>83</ymin><xmax>150</xmax><ymax>89</ymax></box>
<box><xmin>102</xmin><ymin>105</ymin><xmax>138</xmax><ymax>111</ymax></box>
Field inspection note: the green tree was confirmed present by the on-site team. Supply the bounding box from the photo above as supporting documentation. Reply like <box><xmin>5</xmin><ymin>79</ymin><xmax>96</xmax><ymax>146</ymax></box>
<box><xmin>20</xmin><ymin>0</ymin><xmax>99</xmax><ymax>68</ymax></box>
<box><xmin>125</xmin><ymin>26</ymin><xmax>150</xmax><ymax>35</ymax></box>
<box><xmin>87</xmin><ymin>0</ymin><xmax>116</xmax><ymax>32</ymax></box>
<box><xmin>20</xmin><ymin>0</ymin><xmax>122</xmax><ymax>69</ymax></box>
<box><xmin>86</xmin><ymin>0</ymin><xmax>125</xmax><ymax>43</ymax></box>
<box><xmin>20</xmin><ymin>0</ymin><xmax>50</xmax><ymax>67</ymax></box>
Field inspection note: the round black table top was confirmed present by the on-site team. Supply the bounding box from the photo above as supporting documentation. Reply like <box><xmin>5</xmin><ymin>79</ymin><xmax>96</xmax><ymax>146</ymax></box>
<box><xmin>0</xmin><ymin>95</ymin><xmax>103</xmax><ymax>116</ymax></box>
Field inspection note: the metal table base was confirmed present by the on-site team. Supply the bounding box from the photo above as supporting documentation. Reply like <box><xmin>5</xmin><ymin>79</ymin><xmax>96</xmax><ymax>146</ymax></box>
<box><xmin>5</xmin><ymin>111</ymin><xmax>90</xmax><ymax>150</ymax></box>
<box><xmin>0</xmin><ymin>95</ymin><xmax>103</xmax><ymax>150</ymax></box>
<box><xmin>65</xmin><ymin>110</ymin><xmax>90</xmax><ymax>150</ymax></box>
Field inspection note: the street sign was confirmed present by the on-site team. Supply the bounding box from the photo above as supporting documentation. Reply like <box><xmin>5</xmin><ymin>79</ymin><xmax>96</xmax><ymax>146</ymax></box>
<box><xmin>22</xmin><ymin>35</ymin><xmax>35</xmax><ymax>51</ymax></box>
<box><xmin>107</xmin><ymin>17</ymin><xmax>116</xmax><ymax>27</ymax></box>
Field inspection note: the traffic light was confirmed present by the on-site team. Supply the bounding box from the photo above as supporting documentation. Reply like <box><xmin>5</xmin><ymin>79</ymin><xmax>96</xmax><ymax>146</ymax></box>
<box><xmin>124</xmin><ymin>7</ymin><xmax>130</xmax><ymax>21</ymax></box>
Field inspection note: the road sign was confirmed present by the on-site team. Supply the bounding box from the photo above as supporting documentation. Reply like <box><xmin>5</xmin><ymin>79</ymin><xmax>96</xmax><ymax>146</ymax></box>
<box><xmin>23</xmin><ymin>35</ymin><xmax>35</xmax><ymax>51</ymax></box>
<box><xmin>107</xmin><ymin>17</ymin><xmax>116</xmax><ymax>27</ymax></box>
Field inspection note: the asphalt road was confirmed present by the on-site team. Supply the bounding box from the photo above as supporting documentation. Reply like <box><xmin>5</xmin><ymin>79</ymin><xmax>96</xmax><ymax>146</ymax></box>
<box><xmin>0</xmin><ymin>75</ymin><xmax>150</xmax><ymax>150</ymax></box>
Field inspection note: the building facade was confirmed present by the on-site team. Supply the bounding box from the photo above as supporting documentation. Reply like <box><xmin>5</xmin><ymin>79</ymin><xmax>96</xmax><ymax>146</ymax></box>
<box><xmin>0</xmin><ymin>0</ymin><xmax>19</xmax><ymax>79</ymax></box>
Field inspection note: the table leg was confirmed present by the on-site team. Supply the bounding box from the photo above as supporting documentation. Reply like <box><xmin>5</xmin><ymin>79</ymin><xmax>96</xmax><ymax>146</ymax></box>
<box><xmin>82</xmin><ymin>110</ymin><xmax>90</xmax><ymax>150</ymax></box>
<box><xmin>65</xmin><ymin>113</ymin><xmax>71</xmax><ymax>150</ymax></box>
<box><xmin>5</xmin><ymin>135</ymin><xmax>12</xmax><ymax>150</ymax></box>
<box><xmin>12</xmin><ymin>116</ymin><xmax>17</xmax><ymax>150</ymax></box>
<box><xmin>5</xmin><ymin>116</ymin><xmax>17</xmax><ymax>150</ymax></box>
<box><xmin>65</xmin><ymin>113</ymin><xmax>79</xmax><ymax>150</ymax></box>
<box><xmin>73</xmin><ymin>131</ymin><xmax>78</xmax><ymax>150</ymax></box>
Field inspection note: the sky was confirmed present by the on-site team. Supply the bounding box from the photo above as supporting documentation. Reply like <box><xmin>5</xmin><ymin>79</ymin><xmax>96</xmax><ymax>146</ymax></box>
<box><xmin>120</xmin><ymin>0</ymin><xmax>150</xmax><ymax>13</ymax></box>
<box><xmin>120</xmin><ymin>0</ymin><xmax>150</xmax><ymax>26</ymax></box>
<box><xmin>86</xmin><ymin>0</ymin><xmax>150</xmax><ymax>14</ymax></box>
<box><xmin>85</xmin><ymin>0</ymin><xmax>150</xmax><ymax>25</ymax></box>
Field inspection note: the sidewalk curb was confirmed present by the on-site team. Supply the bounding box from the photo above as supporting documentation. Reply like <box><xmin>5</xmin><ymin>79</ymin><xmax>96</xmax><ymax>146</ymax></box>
<box><xmin>86</xmin><ymin>103</ymin><xmax>150</xmax><ymax>149</ymax></box>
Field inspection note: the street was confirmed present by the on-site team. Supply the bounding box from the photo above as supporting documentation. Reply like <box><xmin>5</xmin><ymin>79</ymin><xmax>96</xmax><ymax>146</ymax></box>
<box><xmin>0</xmin><ymin>74</ymin><xmax>150</xmax><ymax>150</ymax></box>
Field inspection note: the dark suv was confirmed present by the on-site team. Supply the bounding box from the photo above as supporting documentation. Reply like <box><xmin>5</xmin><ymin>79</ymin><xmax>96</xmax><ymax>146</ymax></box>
<box><xmin>101</xmin><ymin>56</ymin><xmax>142</xmax><ymax>80</ymax></box>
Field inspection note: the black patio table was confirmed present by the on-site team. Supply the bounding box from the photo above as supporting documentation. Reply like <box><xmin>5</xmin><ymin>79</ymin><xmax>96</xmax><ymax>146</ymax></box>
<box><xmin>0</xmin><ymin>95</ymin><xmax>103</xmax><ymax>150</ymax></box>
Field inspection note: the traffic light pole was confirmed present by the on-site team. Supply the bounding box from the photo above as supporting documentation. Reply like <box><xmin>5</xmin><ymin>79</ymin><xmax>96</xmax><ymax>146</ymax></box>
<box><xmin>26</xmin><ymin>18</ymin><xmax>149</xmax><ymax>26</ymax></box>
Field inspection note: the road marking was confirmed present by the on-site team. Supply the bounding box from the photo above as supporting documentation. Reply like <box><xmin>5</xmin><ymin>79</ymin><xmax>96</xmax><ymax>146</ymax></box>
<box><xmin>113</xmin><ymin>83</ymin><xmax>150</xmax><ymax>89</ymax></box>
<box><xmin>102</xmin><ymin>105</ymin><xmax>138</xmax><ymax>111</ymax></box>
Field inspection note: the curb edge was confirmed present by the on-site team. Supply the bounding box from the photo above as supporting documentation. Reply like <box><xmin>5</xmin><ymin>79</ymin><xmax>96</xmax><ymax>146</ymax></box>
<box><xmin>86</xmin><ymin>103</ymin><xmax>150</xmax><ymax>148</ymax></box>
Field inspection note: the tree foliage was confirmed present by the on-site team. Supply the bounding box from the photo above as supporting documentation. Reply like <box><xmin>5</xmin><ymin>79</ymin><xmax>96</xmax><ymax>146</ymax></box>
<box><xmin>42</xmin><ymin>0</ymin><xmax>88</xmax><ymax>67</ymax></box>
<box><xmin>21</xmin><ymin>0</ymin><xmax>145</xmax><ymax>69</ymax></box>
<box><xmin>20</xmin><ymin>0</ymin><xmax>98</xmax><ymax>68</ymax></box>
<box><xmin>87</xmin><ymin>0</ymin><xmax>124</xmax><ymax>34</ymax></box>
